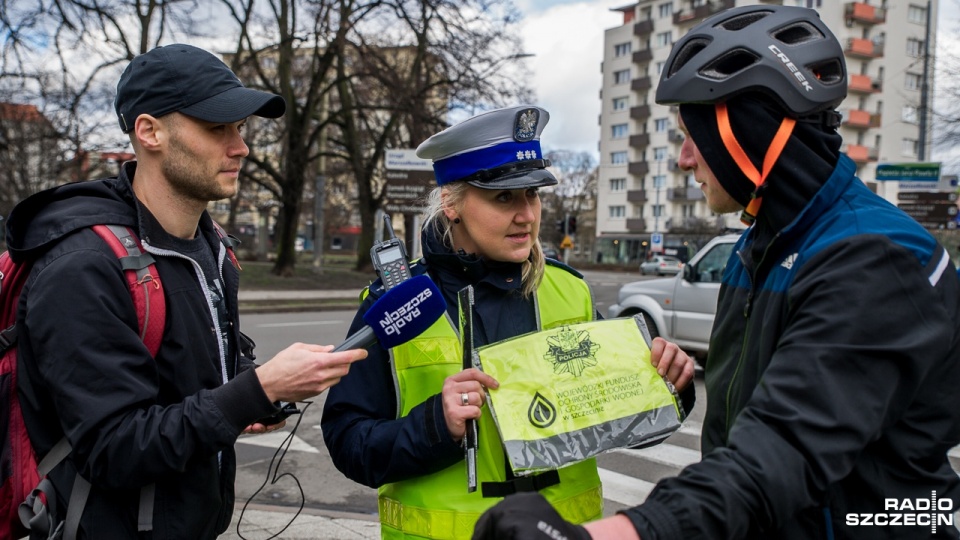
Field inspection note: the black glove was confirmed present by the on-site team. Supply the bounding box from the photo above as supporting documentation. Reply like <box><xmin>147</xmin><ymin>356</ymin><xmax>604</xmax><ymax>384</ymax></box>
<box><xmin>472</xmin><ymin>492</ymin><xmax>591</xmax><ymax>540</ymax></box>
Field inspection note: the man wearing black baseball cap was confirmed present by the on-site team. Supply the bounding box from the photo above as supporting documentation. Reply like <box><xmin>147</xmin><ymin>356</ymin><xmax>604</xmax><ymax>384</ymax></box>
<box><xmin>7</xmin><ymin>44</ymin><xmax>368</xmax><ymax>538</ymax></box>
<box><xmin>114</xmin><ymin>43</ymin><xmax>285</xmax><ymax>132</ymax></box>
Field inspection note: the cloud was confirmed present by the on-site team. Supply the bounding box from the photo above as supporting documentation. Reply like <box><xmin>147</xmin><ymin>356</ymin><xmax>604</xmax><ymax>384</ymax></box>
<box><xmin>517</xmin><ymin>1</ymin><xmax>624</xmax><ymax>158</ymax></box>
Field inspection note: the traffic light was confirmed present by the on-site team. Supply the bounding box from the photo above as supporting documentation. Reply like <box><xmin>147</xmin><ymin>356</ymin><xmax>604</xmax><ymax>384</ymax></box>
<box><xmin>567</xmin><ymin>216</ymin><xmax>577</xmax><ymax>235</ymax></box>
<box><xmin>557</xmin><ymin>219</ymin><xmax>565</xmax><ymax>234</ymax></box>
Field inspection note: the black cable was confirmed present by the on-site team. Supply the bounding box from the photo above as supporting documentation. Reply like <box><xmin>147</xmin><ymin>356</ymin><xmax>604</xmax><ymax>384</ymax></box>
<box><xmin>237</xmin><ymin>400</ymin><xmax>311</xmax><ymax>540</ymax></box>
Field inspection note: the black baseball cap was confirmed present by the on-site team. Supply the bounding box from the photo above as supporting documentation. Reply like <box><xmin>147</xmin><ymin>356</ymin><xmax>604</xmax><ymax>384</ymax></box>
<box><xmin>115</xmin><ymin>44</ymin><xmax>286</xmax><ymax>133</ymax></box>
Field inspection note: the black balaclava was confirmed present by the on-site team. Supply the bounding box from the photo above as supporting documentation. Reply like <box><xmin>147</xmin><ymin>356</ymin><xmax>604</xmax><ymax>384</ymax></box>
<box><xmin>679</xmin><ymin>93</ymin><xmax>843</xmax><ymax>236</ymax></box>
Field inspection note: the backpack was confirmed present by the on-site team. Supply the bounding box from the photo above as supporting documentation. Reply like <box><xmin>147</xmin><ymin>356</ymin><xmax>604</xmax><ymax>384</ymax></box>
<box><xmin>0</xmin><ymin>224</ymin><xmax>166</xmax><ymax>540</ymax></box>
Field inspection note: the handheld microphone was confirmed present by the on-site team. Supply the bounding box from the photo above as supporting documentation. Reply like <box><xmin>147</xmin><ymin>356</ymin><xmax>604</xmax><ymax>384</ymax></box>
<box><xmin>333</xmin><ymin>275</ymin><xmax>446</xmax><ymax>352</ymax></box>
<box><xmin>261</xmin><ymin>276</ymin><xmax>446</xmax><ymax>426</ymax></box>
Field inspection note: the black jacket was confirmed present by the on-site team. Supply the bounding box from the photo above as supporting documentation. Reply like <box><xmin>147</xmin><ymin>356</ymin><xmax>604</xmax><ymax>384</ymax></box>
<box><xmin>624</xmin><ymin>156</ymin><xmax>960</xmax><ymax>538</ymax></box>
<box><xmin>8</xmin><ymin>162</ymin><xmax>277</xmax><ymax>539</ymax></box>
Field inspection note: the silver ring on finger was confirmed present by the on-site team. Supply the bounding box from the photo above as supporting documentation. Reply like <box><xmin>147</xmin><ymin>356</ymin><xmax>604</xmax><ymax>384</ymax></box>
<box><xmin>461</xmin><ymin>392</ymin><xmax>470</xmax><ymax>406</ymax></box>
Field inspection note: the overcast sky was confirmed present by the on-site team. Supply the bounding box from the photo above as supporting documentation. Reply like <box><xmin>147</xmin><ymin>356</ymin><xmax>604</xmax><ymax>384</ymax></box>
<box><xmin>516</xmin><ymin>0</ymin><xmax>960</xmax><ymax>171</ymax></box>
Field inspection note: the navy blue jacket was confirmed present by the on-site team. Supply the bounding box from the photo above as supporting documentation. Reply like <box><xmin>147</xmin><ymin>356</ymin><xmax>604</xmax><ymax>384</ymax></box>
<box><xmin>8</xmin><ymin>162</ymin><xmax>277</xmax><ymax>539</ymax></box>
<box><xmin>321</xmin><ymin>228</ymin><xmax>560</xmax><ymax>487</ymax></box>
<box><xmin>624</xmin><ymin>155</ymin><xmax>960</xmax><ymax>538</ymax></box>
<box><xmin>322</xmin><ymin>228</ymin><xmax>696</xmax><ymax>489</ymax></box>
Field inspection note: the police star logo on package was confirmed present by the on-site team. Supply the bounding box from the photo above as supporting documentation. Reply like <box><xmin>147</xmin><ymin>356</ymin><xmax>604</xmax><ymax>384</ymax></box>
<box><xmin>543</xmin><ymin>327</ymin><xmax>600</xmax><ymax>377</ymax></box>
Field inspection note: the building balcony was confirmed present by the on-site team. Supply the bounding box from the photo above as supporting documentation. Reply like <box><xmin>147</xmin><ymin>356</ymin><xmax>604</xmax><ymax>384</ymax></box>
<box><xmin>630</xmin><ymin>104</ymin><xmax>651</xmax><ymax>120</ymax></box>
<box><xmin>667</xmin><ymin>187</ymin><xmax>704</xmax><ymax>202</ymax></box>
<box><xmin>844</xmin><ymin>144</ymin><xmax>879</xmax><ymax>164</ymax></box>
<box><xmin>625</xmin><ymin>218</ymin><xmax>647</xmax><ymax>233</ymax></box>
<box><xmin>633</xmin><ymin>18</ymin><xmax>654</xmax><ymax>36</ymax></box>
<box><xmin>673</xmin><ymin>0</ymin><xmax>734</xmax><ymax>26</ymax></box>
<box><xmin>841</xmin><ymin>109</ymin><xmax>882</xmax><ymax>129</ymax></box>
<box><xmin>628</xmin><ymin>161</ymin><xmax>650</xmax><ymax>176</ymax></box>
<box><xmin>844</xmin><ymin>2</ymin><xmax>886</xmax><ymax>25</ymax></box>
<box><xmin>845</xmin><ymin>38</ymin><xmax>884</xmax><ymax>59</ymax></box>
<box><xmin>848</xmin><ymin>73</ymin><xmax>882</xmax><ymax>93</ymax></box>
<box><xmin>632</xmin><ymin>48</ymin><xmax>653</xmax><ymax>64</ymax></box>
<box><xmin>626</xmin><ymin>189</ymin><xmax>648</xmax><ymax>203</ymax></box>
<box><xmin>631</xmin><ymin>76</ymin><xmax>652</xmax><ymax>92</ymax></box>
<box><xmin>667</xmin><ymin>129</ymin><xmax>685</xmax><ymax>145</ymax></box>
<box><xmin>629</xmin><ymin>133</ymin><xmax>651</xmax><ymax>149</ymax></box>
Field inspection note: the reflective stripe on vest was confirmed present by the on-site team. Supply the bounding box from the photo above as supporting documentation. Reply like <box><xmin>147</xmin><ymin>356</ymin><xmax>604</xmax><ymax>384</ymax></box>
<box><xmin>378</xmin><ymin>266</ymin><xmax>602</xmax><ymax>539</ymax></box>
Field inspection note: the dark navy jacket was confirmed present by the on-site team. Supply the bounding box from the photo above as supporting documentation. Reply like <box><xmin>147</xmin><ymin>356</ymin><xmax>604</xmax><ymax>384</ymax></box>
<box><xmin>8</xmin><ymin>162</ymin><xmax>277</xmax><ymax>538</ymax></box>
<box><xmin>625</xmin><ymin>155</ymin><xmax>960</xmax><ymax>538</ymax></box>
<box><xmin>322</xmin><ymin>227</ymin><xmax>696</xmax><ymax>489</ymax></box>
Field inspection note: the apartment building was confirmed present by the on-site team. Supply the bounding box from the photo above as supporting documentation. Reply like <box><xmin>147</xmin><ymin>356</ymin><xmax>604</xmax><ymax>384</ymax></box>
<box><xmin>596</xmin><ymin>0</ymin><xmax>937</xmax><ymax>263</ymax></box>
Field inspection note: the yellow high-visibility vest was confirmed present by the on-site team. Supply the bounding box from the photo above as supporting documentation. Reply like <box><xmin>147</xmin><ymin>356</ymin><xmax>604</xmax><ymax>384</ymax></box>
<box><xmin>377</xmin><ymin>264</ymin><xmax>602</xmax><ymax>539</ymax></box>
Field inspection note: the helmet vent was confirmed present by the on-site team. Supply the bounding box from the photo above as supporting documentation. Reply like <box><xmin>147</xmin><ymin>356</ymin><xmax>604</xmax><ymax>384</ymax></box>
<box><xmin>701</xmin><ymin>49</ymin><xmax>759</xmax><ymax>80</ymax></box>
<box><xmin>773</xmin><ymin>22</ymin><xmax>825</xmax><ymax>45</ymax></box>
<box><xmin>668</xmin><ymin>38</ymin><xmax>710</xmax><ymax>77</ymax></box>
<box><xmin>717</xmin><ymin>11</ymin><xmax>772</xmax><ymax>31</ymax></box>
<box><xmin>809</xmin><ymin>59</ymin><xmax>845</xmax><ymax>85</ymax></box>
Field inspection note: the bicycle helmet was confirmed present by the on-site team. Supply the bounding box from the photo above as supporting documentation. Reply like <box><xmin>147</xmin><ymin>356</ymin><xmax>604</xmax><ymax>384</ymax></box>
<box><xmin>656</xmin><ymin>4</ymin><xmax>846</xmax><ymax>116</ymax></box>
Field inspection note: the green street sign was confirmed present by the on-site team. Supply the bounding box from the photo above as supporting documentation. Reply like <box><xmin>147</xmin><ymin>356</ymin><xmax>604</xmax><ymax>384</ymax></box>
<box><xmin>875</xmin><ymin>162</ymin><xmax>941</xmax><ymax>182</ymax></box>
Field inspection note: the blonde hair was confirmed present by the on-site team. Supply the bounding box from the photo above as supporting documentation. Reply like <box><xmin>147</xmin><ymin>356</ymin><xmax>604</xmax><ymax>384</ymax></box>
<box><xmin>422</xmin><ymin>184</ymin><xmax>545</xmax><ymax>298</ymax></box>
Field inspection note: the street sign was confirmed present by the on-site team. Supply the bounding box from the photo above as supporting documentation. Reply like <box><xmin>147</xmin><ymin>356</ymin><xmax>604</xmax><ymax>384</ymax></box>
<box><xmin>382</xmin><ymin>162</ymin><xmax>435</xmax><ymax>214</ymax></box>
<box><xmin>897</xmin><ymin>203</ymin><xmax>958</xmax><ymax>220</ymax></box>
<box><xmin>876</xmin><ymin>162</ymin><xmax>941</xmax><ymax>182</ymax></box>
<box><xmin>560</xmin><ymin>236</ymin><xmax>574</xmax><ymax>249</ymax></box>
<box><xmin>650</xmin><ymin>232</ymin><xmax>663</xmax><ymax>253</ymax></box>
<box><xmin>384</xmin><ymin>149</ymin><xmax>432</xmax><ymax>171</ymax></box>
<box><xmin>898</xmin><ymin>191</ymin><xmax>958</xmax><ymax>202</ymax></box>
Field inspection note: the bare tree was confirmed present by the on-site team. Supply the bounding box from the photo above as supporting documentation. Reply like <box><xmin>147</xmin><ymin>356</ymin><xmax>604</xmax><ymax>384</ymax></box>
<box><xmin>0</xmin><ymin>0</ymin><xmax>209</xmax><ymax>195</ymax></box>
<box><xmin>541</xmin><ymin>150</ymin><xmax>597</xmax><ymax>248</ymax></box>
<box><xmin>222</xmin><ymin>0</ymin><xmax>531</xmax><ymax>274</ymax></box>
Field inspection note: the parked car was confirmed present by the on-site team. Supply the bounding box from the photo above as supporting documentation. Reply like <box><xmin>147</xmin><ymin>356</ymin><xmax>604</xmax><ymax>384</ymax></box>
<box><xmin>608</xmin><ymin>232</ymin><xmax>743</xmax><ymax>366</ymax></box>
<box><xmin>543</xmin><ymin>247</ymin><xmax>560</xmax><ymax>260</ymax></box>
<box><xmin>640</xmin><ymin>255</ymin><xmax>683</xmax><ymax>276</ymax></box>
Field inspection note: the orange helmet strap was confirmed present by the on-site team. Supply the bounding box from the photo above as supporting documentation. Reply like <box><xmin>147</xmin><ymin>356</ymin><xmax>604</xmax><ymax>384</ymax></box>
<box><xmin>715</xmin><ymin>103</ymin><xmax>796</xmax><ymax>225</ymax></box>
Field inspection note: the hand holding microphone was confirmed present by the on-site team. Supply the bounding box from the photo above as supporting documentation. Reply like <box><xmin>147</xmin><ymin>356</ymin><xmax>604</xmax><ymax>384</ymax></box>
<box><xmin>255</xmin><ymin>276</ymin><xmax>447</xmax><ymax>405</ymax></box>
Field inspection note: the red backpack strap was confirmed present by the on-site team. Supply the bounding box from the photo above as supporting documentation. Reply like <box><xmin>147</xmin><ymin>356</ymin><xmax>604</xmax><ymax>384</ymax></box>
<box><xmin>91</xmin><ymin>225</ymin><xmax>165</xmax><ymax>358</ymax></box>
<box><xmin>211</xmin><ymin>221</ymin><xmax>241</xmax><ymax>271</ymax></box>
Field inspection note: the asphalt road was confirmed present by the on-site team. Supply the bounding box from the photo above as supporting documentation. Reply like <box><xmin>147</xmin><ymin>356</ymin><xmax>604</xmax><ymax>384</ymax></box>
<box><xmin>231</xmin><ymin>269</ymin><xmax>664</xmax><ymax>519</ymax></box>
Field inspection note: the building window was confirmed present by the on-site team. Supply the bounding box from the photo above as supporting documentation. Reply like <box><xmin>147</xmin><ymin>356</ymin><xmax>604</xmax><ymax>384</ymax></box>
<box><xmin>907</xmin><ymin>38</ymin><xmax>924</xmax><ymax>58</ymax></box>
<box><xmin>908</xmin><ymin>4</ymin><xmax>927</xmax><ymax>24</ymax></box>
<box><xmin>655</xmin><ymin>61</ymin><xmax>666</xmax><ymax>75</ymax></box>
<box><xmin>614</xmin><ymin>69</ymin><xmax>631</xmax><ymax>84</ymax></box>
<box><xmin>652</xmin><ymin>205</ymin><xmax>665</xmax><ymax>218</ymax></box>
<box><xmin>658</xmin><ymin>2</ymin><xmax>673</xmax><ymax>18</ymax></box>
<box><xmin>902</xmin><ymin>138</ymin><xmax>918</xmax><ymax>156</ymax></box>
<box><xmin>611</xmin><ymin>123</ymin><xmax>629</xmax><ymax>139</ymax></box>
<box><xmin>902</xmin><ymin>105</ymin><xmax>918</xmax><ymax>124</ymax></box>
<box><xmin>610</xmin><ymin>178</ymin><xmax>626</xmax><ymax>192</ymax></box>
<box><xmin>905</xmin><ymin>73</ymin><xmax>921</xmax><ymax>91</ymax></box>
<box><xmin>612</xmin><ymin>97</ymin><xmax>629</xmax><ymax>111</ymax></box>
<box><xmin>656</xmin><ymin>31</ymin><xmax>672</xmax><ymax>48</ymax></box>
<box><xmin>653</xmin><ymin>175</ymin><xmax>666</xmax><ymax>189</ymax></box>
<box><xmin>611</xmin><ymin>151</ymin><xmax>628</xmax><ymax>164</ymax></box>
<box><xmin>804</xmin><ymin>0</ymin><xmax>822</xmax><ymax>7</ymax></box>
<box><xmin>609</xmin><ymin>206</ymin><xmax>626</xmax><ymax>218</ymax></box>
<box><xmin>654</xmin><ymin>118</ymin><xmax>670</xmax><ymax>132</ymax></box>
<box><xmin>614</xmin><ymin>42</ymin><xmax>632</xmax><ymax>57</ymax></box>
<box><xmin>653</xmin><ymin>146</ymin><xmax>668</xmax><ymax>161</ymax></box>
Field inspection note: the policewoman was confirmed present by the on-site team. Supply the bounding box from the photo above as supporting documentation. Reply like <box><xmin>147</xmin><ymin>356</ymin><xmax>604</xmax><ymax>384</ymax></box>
<box><xmin>322</xmin><ymin>105</ymin><xmax>695</xmax><ymax>539</ymax></box>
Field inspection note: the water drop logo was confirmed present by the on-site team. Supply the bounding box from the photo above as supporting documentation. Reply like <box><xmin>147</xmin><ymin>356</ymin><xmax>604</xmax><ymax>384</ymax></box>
<box><xmin>528</xmin><ymin>392</ymin><xmax>557</xmax><ymax>429</ymax></box>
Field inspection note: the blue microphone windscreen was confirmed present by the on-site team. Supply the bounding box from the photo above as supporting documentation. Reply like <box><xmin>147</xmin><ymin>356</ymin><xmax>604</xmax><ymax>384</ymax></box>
<box><xmin>362</xmin><ymin>275</ymin><xmax>446</xmax><ymax>349</ymax></box>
